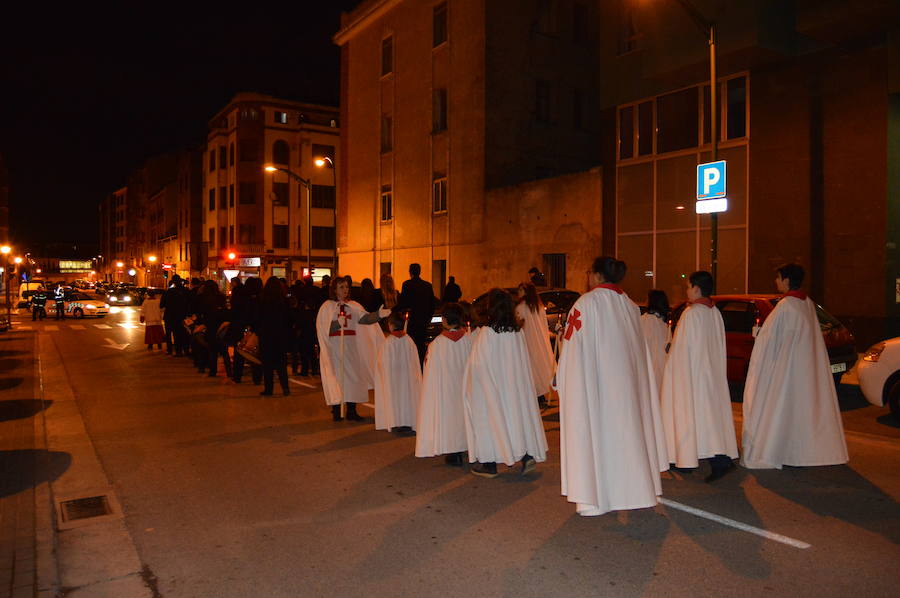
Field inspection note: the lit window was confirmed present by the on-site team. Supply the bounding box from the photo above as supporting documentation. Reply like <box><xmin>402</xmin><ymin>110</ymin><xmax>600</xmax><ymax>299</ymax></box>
<box><xmin>274</xmin><ymin>111</ymin><xmax>288</xmax><ymax>124</ymax></box>
<box><xmin>381</xmin><ymin>186</ymin><xmax>393</xmax><ymax>222</ymax></box>
<box><xmin>432</xmin><ymin>177</ymin><xmax>447</xmax><ymax>213</ymax></box>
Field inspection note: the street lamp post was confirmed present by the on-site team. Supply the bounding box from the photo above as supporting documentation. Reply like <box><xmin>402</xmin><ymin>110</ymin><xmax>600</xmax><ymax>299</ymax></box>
<box><xmin>265</xmin><ymin>165</ymin><xmax>313</xmax><ymax>279</ymax></box>
<box><xmin>671</xmin><ymin>0</ymin><xmax>719</xmax><ymax>290</ymax></box>
<box><xmin>1</xmin><ymin>245</ymin><xmax>11</xmax><ymax>328</ymax></box>
<box><xmin>314</xmin><ymin>156</ymin><xmax>338</xmax><ymax>272</ymax></box>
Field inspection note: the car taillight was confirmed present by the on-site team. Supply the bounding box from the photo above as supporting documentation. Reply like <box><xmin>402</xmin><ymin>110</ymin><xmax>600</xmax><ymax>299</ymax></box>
<box><xmin>862</xmin><ymin>343</ymin><xmax>885</xmax><ymax>363</ymax></box>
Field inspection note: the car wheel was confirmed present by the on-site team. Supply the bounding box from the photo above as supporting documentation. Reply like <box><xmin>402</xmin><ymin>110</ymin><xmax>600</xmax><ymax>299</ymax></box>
<box><xmin>73</xmin><ymin>308</ymin><xmax>84</xmax><ymax>319</ymax></box>
<box><xmin>888</xmin><ymin>378</ymin><xmax>900</xmax><ymax>420</ymax></box>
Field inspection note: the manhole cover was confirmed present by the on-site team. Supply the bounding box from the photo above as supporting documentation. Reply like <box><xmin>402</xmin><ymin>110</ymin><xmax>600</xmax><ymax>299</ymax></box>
<box><xmin>59</xmin><ymin>495</ymin><xmax>112</xmax><ymax>522</ymax></box>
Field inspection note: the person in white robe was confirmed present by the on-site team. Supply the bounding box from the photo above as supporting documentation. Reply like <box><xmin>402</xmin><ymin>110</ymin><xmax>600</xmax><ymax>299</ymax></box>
<box><xmin>660</xmin><ymin>271</ymin><xmax>739</xmax><ymax>482</ymax></box>
<box><xmin>641</xmin><ymin>290</ymin><xmax>671</xmax><ymax>394</ymax></box>
<box><xmin>515</xmin><ymin>282</ymin><xmax>556</xmax><ymax>406</ymax></box>
<box><xmin>557</xmin><ymin>256</ymin><xmax>668</xmax><ymax>517</ymax></box>
<box><xmin>316</xmin><ymin>276</ymin><xmax>389</xmax><ymax>422</ymax></box>
<box><xmin>358</xmin><ymin>317</ymin><xmax>385</xmax><ymax>389</ymax></box>
<box><xmin>375</xmin><ymin>310</ymin><xmax>422</xmax><ymax>433</ymax></box>
<box><xmin>416</xmin><ymin>303</ymin><xmax>473</xmax><ymax>465</ymax></box>
<box><xmin>463</xmin><ymin>289</ymin><xmax>548</xmax><ymax>478</ymax></box>
<box><xmin>742</xmin><ymin>263</ymin><xmax>848</xmax><ymax>469</ymax></box>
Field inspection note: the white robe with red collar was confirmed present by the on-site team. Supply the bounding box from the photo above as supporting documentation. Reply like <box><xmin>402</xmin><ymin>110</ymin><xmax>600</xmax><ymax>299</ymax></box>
<box><xmin>557</xmin><ymin>285</ymin><xmax>668</xmax><ymax>517</ymax></box>
<box><xmin>641</xmin><ymin>312</ymin><xmax>671</xmax><ymax>394</ymax></box>
<box><xmin>660</xmin><ymin>300</ymin><xmax>739</xmax><ymax>468</ymax></box>
<box><xmin>741</xmin><ymin>294</ymin><xmax>848</xmax><ymax>468</ymax></box>
<box><xmin>515</xmin><ymin>302</ymin><xmax>556</xmax><ymax>397</ymax></box>
<box><xmin>416</xmin><ymin>329</ymin><xmax>473</xmax><ymax>457</ymax></box>
<box><xmin>375</xmin><ymin>332</ymin><xmax>422</xmax><ymax>431</ymax></box>
<box><xmin>316</xmin><ymin>300</ymin><xmax>370</xmax><ymax>405</ymax></box>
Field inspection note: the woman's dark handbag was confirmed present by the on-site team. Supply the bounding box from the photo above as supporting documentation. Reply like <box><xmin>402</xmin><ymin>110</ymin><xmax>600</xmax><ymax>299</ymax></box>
<box><xmin>236</xmin><ymin>329</ymin><xmax>262</xmax><ymax>365</ymax></box>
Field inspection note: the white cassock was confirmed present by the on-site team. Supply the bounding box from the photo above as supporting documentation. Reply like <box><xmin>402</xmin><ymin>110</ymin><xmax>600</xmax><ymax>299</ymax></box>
<box><xmin>316</xmin><ymin>300</ymin><xmax>370</xmax><ymax>406</ymax></box>
<box><xmin>557</xmin><ymin>285</ymin><xmax>668</xmax><ymax>517</ymax></box>
<box><xmin>742</xmin><ymin>293</ymin><xmax>848</xmax><ymax>468</ymax></box>
<box><xmin>515</xmin><ymin>302</ymin><xmax>555</xmax><ymax>397</ymax></box>
<box><xmin>463</xmin><ymin>327</ymin><xmax>548</xmax><ymax>466</ymax></box>
<box><xmin>374</xmin><ymin>332</ymin><xmax>422</xmax><ymax>431</ymax></box>
<box><xmin>358</xmin><ymin>322</ymin><xmax>385</xmax><ymax>389</ymax></box>
<box><xmin>660</xmin><ymin>300</ymin><xmax>739</xmax><ymax>468</ymax></box>
<box><xmin>415</xmin><ymin>329</ymin><xmax>473</xmax><ymax>457</ymax></box>
<box><xmin>641</xmin><ymin>312</ymin><xmax>671</xmax><ymax>394</ymax></box>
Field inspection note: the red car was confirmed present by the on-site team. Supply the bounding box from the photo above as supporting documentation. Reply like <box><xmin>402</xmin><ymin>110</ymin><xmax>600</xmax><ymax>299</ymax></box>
<box><xmin>670</xmin><ymin>294</ymin><xmax>857</xmax><ymax>385</ymax></box>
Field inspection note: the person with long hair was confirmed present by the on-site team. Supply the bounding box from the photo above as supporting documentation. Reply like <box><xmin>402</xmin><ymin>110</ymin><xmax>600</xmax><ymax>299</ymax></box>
<box><xmin>377</xmin><ymin>273</ymin><xmax>399</xmax><ymax>309</ymax></box>
<box><xmin>316</xmin><ymin>276</ymin><xmax>389</xmax><ymax>422</ymax></box>
<box><xmin>515</xmin><ymin>282</ymin><xmax>555</xmax><ymax>408</ymax></box>
<box><xmin>257</xmin><ymin>276</ymin><xmax>292</xmax><ymax>396</ymax></box>
<box><xmin>199</xmin><ymin>279</ymin><xmax>231</xmax><ymax>378</ymax></box>
<box><xmin>374</xmin><ymin>309</ymin><xmax>421</xmax><ymax>434</ymax></box>
<box><xmin>641</xmin><ymin>289</ymin><xmax>671</xmax><ymax>394</ymax></box>
<box><xmin>232</xmin><ymin>277</ymin><xmax>263</xmax><ymax>385</ymax></box>
<box><xmin>556</xmin><ymin>256</ymin><xmax>668</xmax><ymax>516</ymax></box>
<box><xmin>140</xmin><ymin>289</ymin><xmax>165</xmax><ymax>350</ymax></box>
<box><xmin>463</xmin><ymin>289</ymin><xmax>547</xmax><ymax>478</ymax></box>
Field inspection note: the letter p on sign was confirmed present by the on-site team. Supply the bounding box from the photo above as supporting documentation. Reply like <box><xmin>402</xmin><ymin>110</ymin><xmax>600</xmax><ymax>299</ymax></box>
<box><xmin>697</xmin><ymin>160</ymin><xmax>726</xmax><ymax>200</ymax></box>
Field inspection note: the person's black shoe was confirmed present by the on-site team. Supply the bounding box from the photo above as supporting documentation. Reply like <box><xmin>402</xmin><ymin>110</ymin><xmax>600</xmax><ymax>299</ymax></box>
<box><xmin>521</xmin><ymin>455</ymin><xmax>537</xmax><ymax>476</ymax></box>
<box><xmin>282</xmin><ymin>388</ymin><xmax>291</xmax><ymax>396</ymax></box>
<box><xmin>471</xmin><ymin>463</ymin><xmax>498</xmax><ymax>478</ymax></box>
<box><xmin>331</xmin><ymin>405</ymin><xmax>344</xmax><ymax>422</ymax></box>
<box><xmin>444</xmin><ymin>452</ymin><xmax>465</xmax><ymax>467</ymax></box>
<box><xmin>670</xmin><ymin>464</ymin><xmax>696</xmax><ymax>474</ymax></box>
<box><xmin>705</xmin><ymin>461</ymin><xmax>736</xmax><ymax>483</ymax></box>
<box><xmin>345</xmin><ymin>403</ymin><xmax>364</xmax><ymax>421</ymax></box>
<box><xmin>299</xmin><ymin>369</ymin><xmax>309</xmax><ymax>376</ymax></box>
<box><xmin>260</xmin><ymin>390</ymin><xmax>273</xmax><ymax>396</ymax></box>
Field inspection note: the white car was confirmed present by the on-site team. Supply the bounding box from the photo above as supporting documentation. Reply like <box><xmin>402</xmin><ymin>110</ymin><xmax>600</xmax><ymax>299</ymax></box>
<box><xmin>857</xmin><ymin>336</ymin><xmax>900</xmax><ymax>418</ymax></box>
<box><xmin>45</xmin><ymin>292</ymin><xmax>110</xmax><ymax>319</ymax></box>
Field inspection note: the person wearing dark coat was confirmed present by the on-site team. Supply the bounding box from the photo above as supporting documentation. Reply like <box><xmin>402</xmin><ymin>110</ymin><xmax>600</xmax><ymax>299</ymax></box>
<box><xmin>397</xmin><ymin>263</ymin><xmax>437</xmax><ymax>362</ymax></box>
<box><xmin>295</xmin><ymin>277</ymin><xmax>321</xmax><ymax>375</ymax></box>
<box><xmin>161</xmin><ymin>275</ymin><xmax>190</xmax><ymax>356</ymax></box>
<box><xmin>529</xmin><ymin>267</ymin><xmax>548</xmax><ymax>287</ymax></box>
<box><xmin>441</xmin><ymin>276</ymin><xmax>462</xmax><ymax>303</ymax></box>
<box><xmin>258</xmin><ymin>276</ymin><xmax>291</xmax><ymax>396</ymax></box>
<box><xmin>198</xmin><ymin>280</ymin><xmax>231</xmax><ymax>378</ymax></box>
<box><xmin>232</xmin><ymin>277</ymin><xmax>262</xmax><ymax>384</ymax></box>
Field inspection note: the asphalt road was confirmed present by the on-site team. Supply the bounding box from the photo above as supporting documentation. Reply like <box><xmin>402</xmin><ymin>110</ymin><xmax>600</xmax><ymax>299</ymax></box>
<box><xmin>30</xmin><ymin>307</ymin><xmax>900</xmax><ymax>597</ymax></box>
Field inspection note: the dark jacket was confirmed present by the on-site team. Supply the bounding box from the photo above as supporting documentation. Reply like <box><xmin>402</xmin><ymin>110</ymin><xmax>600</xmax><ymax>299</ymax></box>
<box><xmin>160</xmin><ymin>285</ymin><xmax>190</xmax><ymax>321</ymax></box>
<box><xmin>398</xmin><ymin>277</ymin><xmax>437</xmax><ymax>336</ymax></box>
<box><xmin>442</xmin><ymin>281</ymin><xmax>462</xmax><ymax>303</ymax></box>
<box><xmin>257</xmin><ymin>297</ymin><xmax>292</xmax><ymax>360</ymax></box>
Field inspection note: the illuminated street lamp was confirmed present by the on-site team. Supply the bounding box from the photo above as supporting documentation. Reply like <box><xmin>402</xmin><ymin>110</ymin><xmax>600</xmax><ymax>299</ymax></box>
<box><xmin>264</xmin><ymin>164</ymin><xmax>313</xmax><ymax>276</ymax></box>
<box><xmin>116</xmin><ymin>261</ymin><xmax>124</xmax><ymax>268</ymax></box>
<box><xmin>13</xmin><ymin>257</ymin><xmax>22</xmax><ymax>265</ymax></box>
<box><xmin>314</xmin><ymin>156</ymin><xmax>338</xmax><ymax>271</ymax></box>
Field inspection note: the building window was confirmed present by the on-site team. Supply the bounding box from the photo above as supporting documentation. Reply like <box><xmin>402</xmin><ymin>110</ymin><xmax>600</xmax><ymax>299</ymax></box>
<box><xmin>208</xmin><ymin>189</ymin><xmax>215</xmax><ymax>211</ymax></box>
<box><xmin>433</xmin><ymin>3</ymin><xmax>448</xmax><ymax>47</ymax></box>
<box><xmin>542</xmin><ymin>253</ymin><xmax>566</xmax><ymax>288</ymax></box>
<box><xmin>380</xmin><ymin>262</ymin><xmax>392</xmax><ymax>276</ymax></box>
<box><xmin>239</xmin><ymin>140</ymin><xmax>258</xmax><ymax>162</ymax></box>
<box><xmin>219</xmin><ymin>186</ymin><xmax>227</xmax><ymax>209</ymax></box>
<box><xmin>274</xmin><ymin>111</ymin><xmax>288</xmax><ymax>124</ymax></box>
<box><xmin>229</xmin><ymin>142</ymin><xmax>235</xmax><ymax>166</ymax></box>
<box><xmin>637</xmin><ymin>101</ymin><xmax>653</xmax><ymax>156</ymax></box>
<box><xmin>273</xmin><ymin>224</ymin><xmax>289</xmax><ymax>249</ymax></box>
<box><xmin>209</xmin><ymin>149</ymin><xmax>216</xmax><ymax>172</ymax></box>
<box><xmin>535</xmin><ymin>80</ymin><xmax>551</xmax><ymax>123</ymax></box>
<box><xmin>432</xmin><ymin>88</ymin><xmax>448</xmax><ymax>133</ymax></box>
<box><xmin>618</xmin><ymin>105</ymin><xmax>634</xmax><ymax>159</ymax></box>
<box><xmin>726</xmin><ymin>76</ymin><xmax>747</xmax><ymax>140</ymax></box>
<box><xmin>229</xmin><ymin>225</ymin><xmax>234</xmax><ymax>245</ymax></box>
<box><xmin>536</xmin><ymin>0</ymin><xmax>557</xmax><ymax>35</ymax></box>
<box><xmin>432</xmin><ymin>177</ymin><xmax>447</xmax><ymax>213</ymax></box>
<box><xmin>656</xmin><ymin>87</ymin><xmax>698</xmax><ymax>154</ymax></box>
<box><xmin>272</xmin><ymin>181</ymin><xmax>289</xmax><ymax>206</ymax></box>
<box><xmin>572</xmin><ymin>2</ymin><xmax>588</xmax><ymax>43</ymax></box>
<box><xmin>218</xmin><ymin>146</ymin><xmax>226</xmax><ymax>169</ymax></box>
<box><xmin>238</xmin><ymin>224</ymin><xmax>256</xmax><ymax>244</ymax></box>
<box><xmin>311</xmin><ymin>185</ymin><xmax>336</xmax><ymax>208</ymax></box>
<box><xmin>239</xmin><ymin>182</ymin><xmax>257</xmax><ymax>205</ymax></box>
<box><xmin>229</xmin><ymin>184</ymin><xmax>234</xmax><ymax>207</ymax></box>
<box><xmin>208</xmin><ymin>227</ymin><xmax>215</xmax><ymax>247</ymax></box>
<box><xmin>312</xmin><ymin>144</ymin><xmax>335</xmax><ymax>162</ymax></box>
<box><xmin>617</xmin><ymin>0</ymin><xmax>639</xmax><ymax>55</ymax></box>
<box><xmin>219</xmin><ymin>227</ymin><xmax>227</xmax><ymax>248</ymax></box>
<box><xmin>311</xmin><ymin>226</ymin><xmax>336</xmax><ymax>250</ymax></box>
<box><xmin>381</xmin><ymin>186</ymin><xmax>392</xmax><ymax>222</ymax></box>
<box><xmin>272</xmin><ymin>140</ymin><xmax>290</xmax><ymax>165</ymax></box>
<box><xmin>381</xmin><ymin>36</ymin><xmax>393</xmax><ymax>76</ymax></box>
<box><xmin>381</xmin><ymin>115</ymin><xmax>393</xmax><ymax>153</ymax></box>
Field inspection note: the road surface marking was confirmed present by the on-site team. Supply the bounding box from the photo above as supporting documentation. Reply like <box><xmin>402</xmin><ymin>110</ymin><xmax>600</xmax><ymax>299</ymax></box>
<box><xmin>118</xmin><ymin>323</ymin><xmax>138</xmax><ymax>329</ymax></box>
<box><xmin>68</xmin><ymin>324</ymin><xmax>86</xmax><ymax>330</ymax></box>
<box><xmin>94</xmin><ymin>324</ymin><xmax>113</xmax><ymax>329</ymax></box>
<box><xmin>45</xmin><ymin>325</ymin><xmax>59</xmax><ymax>331</ymax></box>
<box><xmin>289</xmin><ymin>379</ymin><xmax>317</xmax><ymax>388</ymax></box>
<box><xmin>17</xmin><ymin>326</ymin><xmax>33</xmax><ymax>330</ymax></box>
<box><xmin>103</xmin><ymin>338</ymin><xmax>129</xmax><ymax>350</ymax></box>
<box><xmin>660</xmin><ymin>498</ymin><xmax>811</xmax><ymax>550</ymax></box>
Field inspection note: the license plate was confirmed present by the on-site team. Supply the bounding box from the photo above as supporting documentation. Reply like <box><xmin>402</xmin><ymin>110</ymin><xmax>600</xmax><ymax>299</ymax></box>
<box><xmin>830</xmin><ymin>362</ymin><xmax>847</xmax><ymax>374</ymax></box>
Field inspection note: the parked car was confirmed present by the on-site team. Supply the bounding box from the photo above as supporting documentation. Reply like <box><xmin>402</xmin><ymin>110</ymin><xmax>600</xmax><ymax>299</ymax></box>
<box><xmin>46</xmin><ymin>291</ymin><xmax>109</xmax><ymax>319</ymax></box>
<box><xmin>669</xmin><ymin>294</ymin><xmax>857</xmax><ymax>385</ymax></box>
<box><xmin>106</xmin><ymin>286</ymin><xmax>139</xmax><ymax>305</ymax></box>
<box><xmin>424</xmin><ymin>288</ymin><xmax>580</xmax><ymax>346</ymax></box>
<box><xmin>857</xmin><ymin>337</ymin><xmax>900</xmax><ymax>418</ymax></box>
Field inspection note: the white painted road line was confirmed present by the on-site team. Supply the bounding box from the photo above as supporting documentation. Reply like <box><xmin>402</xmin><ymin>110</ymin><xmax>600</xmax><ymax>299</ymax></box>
<box><xmin>289</xmin><ymin>379</ymin><xmax>317</xmax><ymax>388</ymax></box>
<box><xmin>45</xmin><ymin>325</ymin><xmax>59</xmax><ymax>331</ymax></box>
<box><xmin>94</xmin><ymin>324</ymin><xmax>113</xmax><ymax>329</ymax></box>
<box><xmin>118</xmin><ymin>323</ymin><xmax>138</xmax><ymax>329</ymax></box>
<box><xmin>660</xmin><ymin>498</ymin><xmax>811</xmax><ymax>550</ymax></box>
<box><xmin>103</xmin><ymin>338</ymin><xmax>129</xmax><ymax>351</ymax></box>
<box><xmin>69</xmin><ymin>324</ymin><xmax>86</xmax><ymax>330</ymax></box>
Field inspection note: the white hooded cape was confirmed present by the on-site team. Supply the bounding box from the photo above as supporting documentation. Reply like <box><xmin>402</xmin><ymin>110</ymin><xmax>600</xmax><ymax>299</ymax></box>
<box><xmin>742</xmin><ymin>295</ymin><xmax>848</xmax><ymax>469</ymax></box>
<box><xmin>374</xmin><ymin>333</ymin><xmax>422</xmax><ymax>431</ymax></box>
<box><xmin>415</xmin><ymin>330</ymin><xmax>473</xmax><ymax>457</ymax></box>
<box><xmin>316</xmin><ymin>300</ymin><xmax>371</xmax><ymax>406</ymax></box>
<box><xmin>515</xmin><ymin>302</ymin><xmax>556</xmax><ymax>397</ymax></box>
<box><xmin>358</xmin><ymin>322</ymin><xmax>384</xmax><ymax>389</ymax></box>
<box><xmin>557</xmin><ymin>286</ymin><xmax>668</xmax><ymax>516</ymax></box>
<box><xmin>641</xmin><ymin>312</ymin><xmax>670</xmax><ymax>394</ymax></box>
<box><xmin>463</xmin><ymin>327</ymin><xmax>548</xmax><ymax>466</ymax></box>
<box><xmin>660</xmin><ymin>301</ymin><xmax>739</xmax><ymax>468</ymax></box>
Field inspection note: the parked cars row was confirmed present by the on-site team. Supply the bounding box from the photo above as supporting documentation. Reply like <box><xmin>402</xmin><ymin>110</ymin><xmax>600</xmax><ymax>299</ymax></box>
<box><xmin>858</xmin><ymin>337</ymin><xmax>900</xmax><ymax>418</ymax></box>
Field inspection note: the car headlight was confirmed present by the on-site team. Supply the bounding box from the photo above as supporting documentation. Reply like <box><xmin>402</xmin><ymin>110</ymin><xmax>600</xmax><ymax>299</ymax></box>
<box><xmin>863</xmin><ymin>342</ymin><xmax>885</xmax><ymax>363</ymax></box>
<box><xmin>109</xmin><ymin>296</ymin><xmax>116</xmax><ymax>301</ymax></box>
<box><xmin>104</xmin><ymin>304</ymin><xmax>110</xmax><ymax>308</ymax></box>
<box><xmin>85</xmin><ymin>305</ymin><xmax>96</xmax><ymax>309</ymax></box>
<box><xmin>123</xmin><ymin>296</ymin><xmax>132</xmax><ymax>302</ymax></box>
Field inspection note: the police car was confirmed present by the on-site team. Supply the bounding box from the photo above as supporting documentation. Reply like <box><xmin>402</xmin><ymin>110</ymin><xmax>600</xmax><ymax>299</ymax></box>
<box><xmin>45</xmin><ymin>291</ymin><xmax>110</xmax><ymax>319</ymax></box>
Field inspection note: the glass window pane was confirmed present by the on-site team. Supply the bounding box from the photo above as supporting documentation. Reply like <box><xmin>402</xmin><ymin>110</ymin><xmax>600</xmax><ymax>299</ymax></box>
<box><xmin>699</xmin><ymin>226</ymin><xmax>746</xmax><ymax>294</ymax></box>
<box><xmin>727</xmin><ymin>76</ymin><xmax>747</xmax><ymax>139</ymax></box>
<box><xmin>619</xmin><ymin>106</ymin><xmax>634</xmax><ymax>159</ymax></box>
<box><xmin>617</xmin><ymin>162</ymin><xmax>652</xmax><ymax>232</ymax></box>
<box><xmin>657</xmin><ymin>87</ymin><xmax>698</xmax><ymax>153</ymax></box>
<box><xmin>655</xmin><ymin>230</ymin><xmax>696</xmax><ymax>305</ymax></box>
<box><xmin>655</xmin><ymin>154</ymin><xmax>697</xmax><ymax>231</ymax></box>
<box><xmin>638</xmin><ymin>101</ymin><xmax>653</xmax><ymax>155</ymax></box>
<box><xmin>617</xmin><ymin>234</ymin><xmax>653</xmax><ymax>301</ymax></box>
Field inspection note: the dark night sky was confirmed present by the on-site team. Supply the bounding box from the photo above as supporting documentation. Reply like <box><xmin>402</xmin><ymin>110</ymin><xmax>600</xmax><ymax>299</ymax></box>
<box><xmin>0</xmin><ymin>3</ymin><xmax>362</xmax><ymax>254</ymax></box>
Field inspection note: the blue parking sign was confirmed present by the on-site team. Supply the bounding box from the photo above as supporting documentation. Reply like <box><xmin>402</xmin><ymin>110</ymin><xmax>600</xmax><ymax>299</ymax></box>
<box><xmin>697</xmin><ymin>160</ymin><xmax>726</xmax><ymax>200</ymax></box>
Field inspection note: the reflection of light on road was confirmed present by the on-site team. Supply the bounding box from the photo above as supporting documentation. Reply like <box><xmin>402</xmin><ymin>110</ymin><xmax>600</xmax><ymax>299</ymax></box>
<box><xmin>109</xmin><ymin>306</ymin><xmax>136</xmax><ymax>315</ymax></box>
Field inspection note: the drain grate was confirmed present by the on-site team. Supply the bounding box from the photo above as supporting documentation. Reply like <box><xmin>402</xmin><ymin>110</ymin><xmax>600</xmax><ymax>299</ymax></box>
<box><xmin>59</xmin><ymin>495</ymin><xmax>112</xmax><ymax>522</ymax></box>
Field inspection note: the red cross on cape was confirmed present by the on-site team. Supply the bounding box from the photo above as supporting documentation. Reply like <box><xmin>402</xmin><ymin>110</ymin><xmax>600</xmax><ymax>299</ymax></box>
<box><xmin>564</xmin><ymin>309</ymin><xmax>582</xmax><ymax>340</ymax></box>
